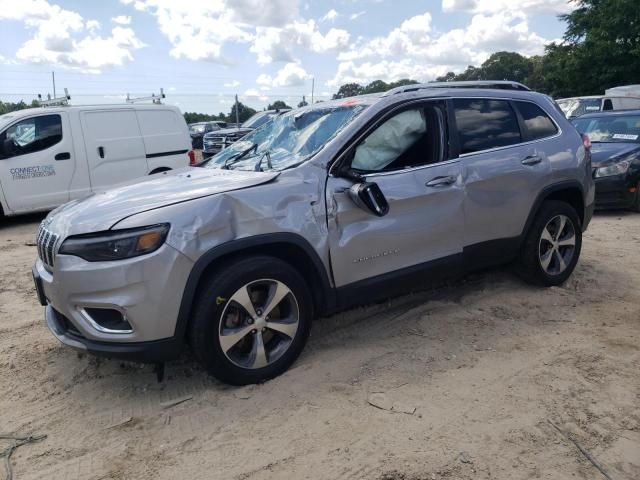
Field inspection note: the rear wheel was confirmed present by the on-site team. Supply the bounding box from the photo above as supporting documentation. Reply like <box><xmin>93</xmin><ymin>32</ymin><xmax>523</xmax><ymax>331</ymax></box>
<box><xmin>189</xmin><ymin>255</ymin><xmax>312</xmax><ymax>385</ymax></box>
<box><xmin>517</xmin><ymin>200</ymin><xmax>582</xmax><ymax>286</ymax></box>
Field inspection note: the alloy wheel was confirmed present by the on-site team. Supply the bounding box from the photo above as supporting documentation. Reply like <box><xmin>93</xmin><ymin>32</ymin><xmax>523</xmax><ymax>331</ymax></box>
<box><xmin>218</xmin><ymin>279</ymin><xmax>300</xmax><ymax>369</ymax></box>
<box><xmin>538</xmin><ymin>214</ymin><xmax>576</xmax><ymax>276</ymax></box>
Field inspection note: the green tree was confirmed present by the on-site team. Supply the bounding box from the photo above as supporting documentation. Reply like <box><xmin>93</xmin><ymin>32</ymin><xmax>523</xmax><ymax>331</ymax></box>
<box><xmin>267</xmin><ymin>100</ymin><xmax>291</xmax><ymax>110</ymax></box>
<box><xmin>362</xmin><ymin>80</ymin><xmax>389</xmax><ymax>94</ymax></box>
<box><xmin>0</xmin><ymin>99</ymin><xmax>40</xmax><ymax>115</ymax></box>
<box><xmin>229</xmin><ymin>101</ymin><xmax>257</xmax><ymax>123</ymax></box>
<box><xmin>332</xmin><ymin>83</ymin><xmax>364</xmax><ymax>99</ymax></box>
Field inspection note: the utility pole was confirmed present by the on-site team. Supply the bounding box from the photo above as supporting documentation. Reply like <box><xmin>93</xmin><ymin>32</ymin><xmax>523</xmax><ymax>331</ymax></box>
<box><xmin>235</xmin><ymin>94</ymin><xmax>240</xmax><ymax>125</ymax></box>
<box><xmin>52</xmin><ymin>71</ymin><xmax>56</xmax><ymax>98</ymax></box>
<box><xmin>311</xmin><ymin>77</ymin><xmax>315</xmax><ymax>104</ymax></box>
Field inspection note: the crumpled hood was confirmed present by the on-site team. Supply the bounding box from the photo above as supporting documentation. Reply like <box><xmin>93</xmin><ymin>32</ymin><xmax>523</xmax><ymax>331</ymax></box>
<box><xmin>590</xmin><ymin>142</ymin><xmax>640</xmax><ymax>167</ymax></box>
<box><xmin>45</xmin><ymin>167</ymin><xmax>279</xmax><ymax>237</ymax></box>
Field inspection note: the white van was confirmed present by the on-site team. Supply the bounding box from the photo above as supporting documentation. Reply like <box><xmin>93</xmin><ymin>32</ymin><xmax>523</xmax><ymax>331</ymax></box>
<box><xmin>558</xmin><ymin>85</ymin><xmax>640</xmax><ymax>119</ymax></box>
<box><xmin>0</xmin><ymin>104</ymin><xmax>192</xmax><ymax>217</ymax></box>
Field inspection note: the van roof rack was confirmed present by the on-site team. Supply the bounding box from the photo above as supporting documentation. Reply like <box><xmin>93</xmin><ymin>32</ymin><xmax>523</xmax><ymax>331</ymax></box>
<box><xmin>382</xmin><ymin>80</ymin><xmax>531</xmax><ymax>96</ymax></box>
<box><xmin>126</xmin><ymin>88</ymin><xmax>165</xmax><ymax>104</ymax></box>
<box><xmin>37</xmin><ymin>88</ymin><xmax>71</xmax><ymax>107</ymax></box>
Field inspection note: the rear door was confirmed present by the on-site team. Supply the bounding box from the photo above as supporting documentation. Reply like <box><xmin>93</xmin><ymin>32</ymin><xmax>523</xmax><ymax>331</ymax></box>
<box><xmin>80</xmin><ymin>109</ymin><xmax>147</xmax><ymax>189</ymax></box>
<box><xmin>327</xmin><ymin>101</ymin><xmax>464</xmax><ymax>287</ymax></box>
<box><xmin>0</xmin><ymin>112</ymin><xmax>76</xmax><ymax>213</ymax></box>
<box><xmin>453</xmin><ymin>97</ymin><xmax>555</xmax><ymax>249</ymax></box>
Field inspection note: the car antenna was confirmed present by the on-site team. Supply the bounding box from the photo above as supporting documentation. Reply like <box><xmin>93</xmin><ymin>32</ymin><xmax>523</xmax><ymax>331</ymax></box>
<box><xmin>126</xmin><ymin>88</ymin><xmax>165</xmax><ymax>104</ymax></box>
<box><xmin>37</xmin><ymin>88</ymin><xmax>71</xmax><ymax>107</ymax></box>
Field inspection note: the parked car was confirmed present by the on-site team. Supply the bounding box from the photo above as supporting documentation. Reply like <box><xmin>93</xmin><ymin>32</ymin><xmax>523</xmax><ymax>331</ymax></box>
<box><xmin>0</xmin><ymin>104</ymin><xmax>193</xmax><ymax>219</ymax></box>
<box><xmin>189</xmin><ymin>121</ymin><xmax>226</xmax><ymax>149</ymax></box>
<box><xmin>33</xmin><ymin>81</ymin><xmax>594</xmax><ymax>385</ymax></box>
<box><xmin>572</xmin><ymin>110</ymin><xmax>640</xmax><ymax>211</ymax></box>
<box><xmin>202</xmin><ymin>109</ymin><xmax>290</xmax><ymax>158</ymax></box>
<box><xmin>558</xmin><ymin>86</ymin><xmax>640</xmax><ymax>119</ymax></box>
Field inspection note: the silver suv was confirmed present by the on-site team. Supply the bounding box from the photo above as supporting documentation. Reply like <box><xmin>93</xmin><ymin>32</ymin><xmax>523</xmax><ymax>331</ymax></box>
<box><xmin>32</xmin><ymin>82</ymin><xmax>594</xmax><ymax>385</ymax></box>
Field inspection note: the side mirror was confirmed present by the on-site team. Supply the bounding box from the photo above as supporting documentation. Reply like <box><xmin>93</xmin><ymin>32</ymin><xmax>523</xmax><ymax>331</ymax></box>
<box><xmin>348</xmin><ymin>182</ymin><xmax>389</xmax><ymax>217</ymax></box>
<box><xmin>2</xmin><ymin>138</ymin><xmax>17</xmax><ymax>156</ymax></box>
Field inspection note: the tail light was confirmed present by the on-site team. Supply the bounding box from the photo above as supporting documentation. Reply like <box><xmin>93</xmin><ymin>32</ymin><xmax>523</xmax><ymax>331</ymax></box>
<box><xmin>188</xmin><ymin>150</ymin><xmax>196</xmax><ymax>166</ymax></box>
<box><xmin>582</xmin><ymin>134</ymin><xmax>592</xmax><ymax>150</ymax></box>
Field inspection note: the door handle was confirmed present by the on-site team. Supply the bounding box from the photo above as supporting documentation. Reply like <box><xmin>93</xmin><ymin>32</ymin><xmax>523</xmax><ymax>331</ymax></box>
<box><xmin>426</xmin><ymin>175</ymin><xmax>456</xmax><ymax>187</ymax></box>
<box><xmin>521</xmin><ymin>155</ymin><xmax>542</xmax><ymax>166</ymax></box>
<box><xmin>55</xmin><ymin>152</ymin><xmax>70</xmax><ymax>160</ymax></box>
<box><xmin>98</xmin><ymin>146</ymin><xmax>105</xmax><ymax>158</ymax></box>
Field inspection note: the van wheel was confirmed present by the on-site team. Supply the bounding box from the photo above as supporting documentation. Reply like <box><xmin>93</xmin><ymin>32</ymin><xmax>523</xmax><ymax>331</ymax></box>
<box><xmin>516</xmin><ymin>200</ymin><xmax>582</xmax><ymax>286</ymax></box>
<box><xmin>189</xmin><ymin>255</ymin><xmax>312</xmax><ymax>385</ymax></box>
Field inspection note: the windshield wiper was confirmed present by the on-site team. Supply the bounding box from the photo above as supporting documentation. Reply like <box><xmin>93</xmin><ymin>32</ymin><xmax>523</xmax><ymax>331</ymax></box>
<box><xmin>222</xmin><ymin>143</ymin><xmax>258</xmax><ymax>170</ymax></box>
<box><xmin>253</xmin><ymin>150</ymin><xmax>273</xmax><ymax>172</ymax></box>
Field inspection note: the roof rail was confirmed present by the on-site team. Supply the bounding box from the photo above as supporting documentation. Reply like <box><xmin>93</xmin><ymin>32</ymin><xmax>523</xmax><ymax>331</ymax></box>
<box><xmin>37</xmin><ymin>88</ymin><xmax>71</xmax><ymax>107</ymax></box>
<box><xmin>382</xmin><ymin>80</ymin><xmax>531</xmax><ymax>96</ymax></box>
<box><xmin>126</xmin><ymin>88</ymin><xmax>165</xmax><ymax>104</ymax></box>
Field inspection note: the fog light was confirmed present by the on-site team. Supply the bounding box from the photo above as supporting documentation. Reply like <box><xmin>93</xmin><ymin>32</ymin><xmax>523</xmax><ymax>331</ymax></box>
<box><xmin>82</xmin><ymin>308</ymin><xmax>133</xmax><ymax>333</ymax></box>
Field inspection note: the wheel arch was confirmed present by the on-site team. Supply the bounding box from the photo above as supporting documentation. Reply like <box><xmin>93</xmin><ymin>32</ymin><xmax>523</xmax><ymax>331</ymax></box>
<box><xmin>522</xmin><ymin>181</ymin><xmax>585</xmax><ymax>242</ymax></box>
<box><xmin>174</xmin><ymin>233</ymin><xmax>334</xmax><ymax>343</ymax></box>
<box><xmin>149</xmin><ymin>167</ymin><xmax>172</xmax><ymax>175</ymax></box>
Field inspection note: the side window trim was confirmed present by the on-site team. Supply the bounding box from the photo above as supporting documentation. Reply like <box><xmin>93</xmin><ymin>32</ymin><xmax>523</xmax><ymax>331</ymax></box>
<box><xmin>337</xmin><ymin>99</ymin><xmax>450</xmax><ymax>175</ymax></box>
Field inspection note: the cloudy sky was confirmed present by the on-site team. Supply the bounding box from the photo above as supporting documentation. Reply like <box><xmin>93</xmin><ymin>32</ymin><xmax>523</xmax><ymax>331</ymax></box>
<box><xmin>0</xmin><ymin>0</ymin><xmax>575</xmax><ymax>114</ymax></box>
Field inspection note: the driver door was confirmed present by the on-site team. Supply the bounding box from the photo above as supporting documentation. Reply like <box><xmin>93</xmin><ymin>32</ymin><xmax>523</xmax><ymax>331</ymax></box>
<box><xmin>0</xmin><ymin>112</ymin><xmax>76</xmax><ymax>213</ymax></box>
<box><xmin>326</xmin><ymin>101</ymin><xmax>464</xmax><ymax>289</ymax></box>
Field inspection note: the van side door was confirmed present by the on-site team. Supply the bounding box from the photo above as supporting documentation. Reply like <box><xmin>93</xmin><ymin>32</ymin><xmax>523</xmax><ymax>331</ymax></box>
<box><xmin>136</xmin><ymin>108</ymin><xmax>191</xmax><ymax>171</ymax></box>
<box><xmin>0</xmin><ymin>112</ymin><xmax>75</xmax><ymax>213</ymax></box>
<box><xmin>326</xmin><ymin>100</ymin><xmax>464</xmax><ymax>290</ymax></box>
<box><xmin>80</xmin><ymin>109</ymin><xmax>147</xmax><ymax>189</ymax></box>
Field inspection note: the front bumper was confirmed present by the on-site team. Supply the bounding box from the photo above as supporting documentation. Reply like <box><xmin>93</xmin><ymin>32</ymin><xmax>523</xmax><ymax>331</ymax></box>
<box><xmin>594</xmin><ymin>174</ymin><xmax>637</xmax><ymax>209</ymax></box>
<box><xmin>45</xmin><ymin>305</ymin><xmax>183</xmax><ymax>362</ymax></box>
<box><xmin>34</xmin><ymin>242</ymin><xmax>194</xmax><ymax>362</ymax></box>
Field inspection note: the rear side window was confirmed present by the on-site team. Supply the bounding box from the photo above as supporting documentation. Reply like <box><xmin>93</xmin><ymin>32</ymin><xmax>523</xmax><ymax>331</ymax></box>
<box><xmin>513</xmin><ymin>101</ymin><xmax>558</xmax><ymax>141</ymax></box>
<box><xmin>0</xmin><ymin>114</ymin><xmax>62</xmax><ymax>159</ymax></box>
<box><xmin>453</xmin><ymin>99</ymin><xmax>521</xmax><ymax>154</ymax></box>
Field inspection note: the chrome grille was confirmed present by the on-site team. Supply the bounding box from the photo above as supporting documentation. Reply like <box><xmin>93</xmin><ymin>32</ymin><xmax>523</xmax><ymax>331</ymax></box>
<box><xmin>36</xmin><ymin>223</ymin><xmax>60</xmax><ymax>268</ymax></box>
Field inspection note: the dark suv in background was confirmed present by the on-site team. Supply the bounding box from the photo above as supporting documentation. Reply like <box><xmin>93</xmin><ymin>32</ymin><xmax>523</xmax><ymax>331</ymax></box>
<box><xmin>202</xmin><ymin>109</ymin><xmax>290</xmax><ymax>158</ymax></box>
<box><xmin>189</xmin><ymin>121</ymin><xmax>227</xmax><ymax>149</ymax></box>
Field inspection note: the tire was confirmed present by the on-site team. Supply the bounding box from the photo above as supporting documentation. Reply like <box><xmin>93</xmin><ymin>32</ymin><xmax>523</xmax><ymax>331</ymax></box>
<box><xmin>189</xmin><ymin>255</ymin><xmax>313</xmax><ymax>385</ymax></box>
<box><xmin>516</xmin><ymin>200</ymin><xmax>582</xmax><ymax>287</ymax></box>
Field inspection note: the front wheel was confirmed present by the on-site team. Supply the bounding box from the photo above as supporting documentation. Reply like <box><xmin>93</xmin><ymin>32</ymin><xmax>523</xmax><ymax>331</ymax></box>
<box><xmin>189</xmin><ymin>255</ymin><xmax>312</xmax><ymax>385</ymax></box>
<box><xmin>516</xmin><ymin>200</ymin><xmax>582</xmax><ymax>286</ymax></box>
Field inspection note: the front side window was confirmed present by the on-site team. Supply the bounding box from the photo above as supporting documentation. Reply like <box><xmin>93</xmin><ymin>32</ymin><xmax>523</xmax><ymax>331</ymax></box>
<box><xmin>453</xmin><ymin>99</ymin><xmax>521</xmax><ymax>155</ymax></box>
<box><xmin>351</xmin><ymin>105</ymin><xmax>445</xmax><ymax>172</ymax></box>
<box><xmin>514</xmin><ymin>101</ymin><xmax>558</xmax><ymax>141</ymax></box>
<box><xmin>1</xmin><ymin>114</ymin><xmax>62</xmax><ymax>159</ymax></box>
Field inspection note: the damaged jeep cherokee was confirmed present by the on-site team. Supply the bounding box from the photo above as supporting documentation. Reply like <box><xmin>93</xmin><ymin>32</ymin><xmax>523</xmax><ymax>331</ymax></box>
<box><xmin>33</xmin><ymin>81</ymin><xmax>594</xmax><ymax>385</ymax></box>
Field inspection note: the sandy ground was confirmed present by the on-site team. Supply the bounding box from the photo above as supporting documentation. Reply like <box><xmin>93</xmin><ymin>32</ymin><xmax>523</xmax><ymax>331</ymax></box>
<box><xmin>0</xmin><ymin>212</ymin><xmax>639</xmax><ymax>480</ymax></box>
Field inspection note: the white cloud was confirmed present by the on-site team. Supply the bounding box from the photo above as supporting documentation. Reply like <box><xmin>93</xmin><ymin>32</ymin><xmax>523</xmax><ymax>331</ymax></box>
<box><xmin>0</xmin><ymin>0</ymin><xmax>145</xmax><ymax>71</ymax></box>
<box><xmin>112</xmin><ymin>15</ymin><xmax>132</xmax><ymax>25</ymax></box>
<box><xmin>251</xmin><ymin>20</ymin><xmax>349</xmax><ymax>64</ymax></box>
<box><xmin>330</xmin><ymin>10</ymin><xmax>551</xmax><ymax>86</ymax></box>
<box><xmin>350</xmin><ymin>11</ymin><xmax>366</xmax><ymax>20</ymax></box>
<box><xmin>224</xmin><ymin>80</ymin><xmax>241</xmax><ymax>88</ymax></box>
<box><xmin>86</xmin><ymin>19</ymin><xmax>101</xmax><ymax>31</ymax></box>
<box><xmin>256</xmin><ymin>62</ymin><xmax>311</xmax><ymax>88</ymax></box>
<box><xmin>321</xmin><ymin>9</ymin><xmax>339</xmax><ymax>22</ymax></box>
<box><xmin>442</xmin><ymin>0</ymin><xmax>576</xmax><ymax>14</ymax></box>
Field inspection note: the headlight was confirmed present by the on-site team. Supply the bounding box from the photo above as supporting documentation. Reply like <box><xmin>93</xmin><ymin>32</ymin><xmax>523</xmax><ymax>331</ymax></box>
<box><xmin>595</xmin><ymin>160</ymin><xmax>630</xmax><ymax>178</ymax></box>
<box><xmin>59</xmin><ymin>224</ymin><xmax>170</xmax><ymax>262</ymax></box>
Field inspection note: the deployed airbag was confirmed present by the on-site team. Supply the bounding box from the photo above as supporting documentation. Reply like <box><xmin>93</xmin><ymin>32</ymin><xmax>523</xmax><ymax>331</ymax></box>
<box><xmin>352</xmin><ymin>109</ymin><xmax>426</xmax><ymax>171</ymax></box>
